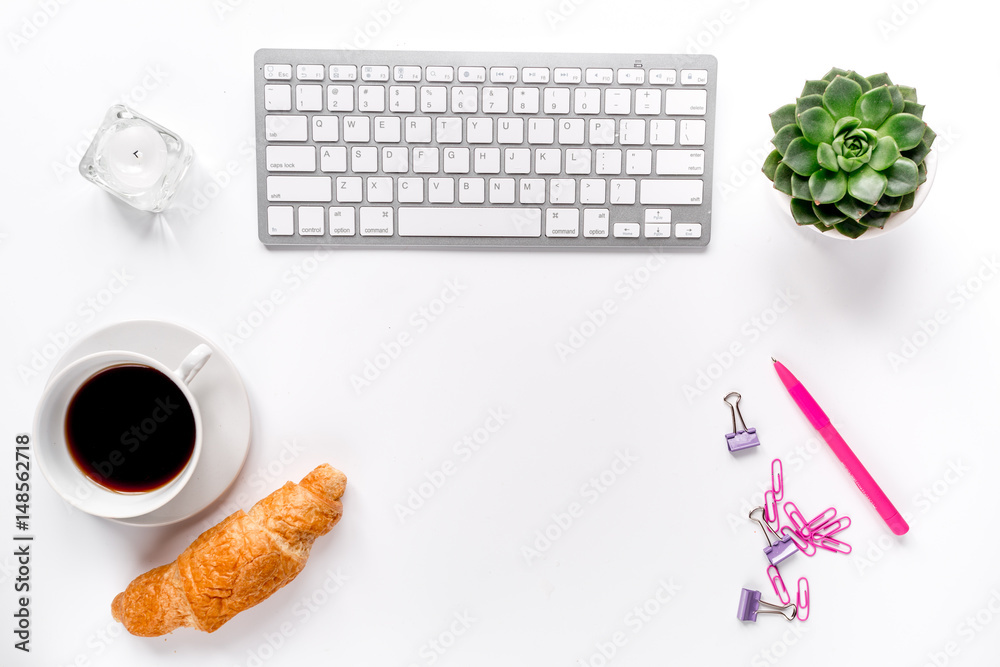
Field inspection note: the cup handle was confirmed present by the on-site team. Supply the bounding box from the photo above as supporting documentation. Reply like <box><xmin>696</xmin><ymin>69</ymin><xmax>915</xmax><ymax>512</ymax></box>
<box><xmin>174</xmin><ymin>344</ymin><xmax>212</xmax><ymax>386</ymax></box>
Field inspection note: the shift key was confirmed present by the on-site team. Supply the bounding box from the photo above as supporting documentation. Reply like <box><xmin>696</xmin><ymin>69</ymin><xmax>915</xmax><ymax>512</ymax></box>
<box><xmin>639</xmin><ymin>179</ymin><xmax>703</xmax><ymax>205</ymax></box>
<box><xmin>266</xmin><ymin>176</ymin><xmax>332</xmax><ymax>202</ymax></box>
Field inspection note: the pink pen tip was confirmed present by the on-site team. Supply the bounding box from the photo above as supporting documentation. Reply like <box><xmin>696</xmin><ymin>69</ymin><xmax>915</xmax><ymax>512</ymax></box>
<box><xmin>887</xmin><ymin>513</ymin><xmax>910</xmax><ymax>536</ymax></box>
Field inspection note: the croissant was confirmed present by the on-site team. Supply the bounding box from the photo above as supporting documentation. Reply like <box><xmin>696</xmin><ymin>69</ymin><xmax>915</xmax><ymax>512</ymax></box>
<box><xmin>111</xmin><ymin>464</ymin><xmax>346</xmax><ymax>636</ymax></box>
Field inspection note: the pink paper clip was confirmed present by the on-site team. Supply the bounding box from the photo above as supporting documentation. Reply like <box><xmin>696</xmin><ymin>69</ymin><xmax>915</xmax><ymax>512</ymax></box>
<box><xmin>796</xmin><ymin>578</ymin><xmax>810</xmax><ymax>621</ymax></box>
<box><xmin>783</xmin><ymin>501</ymin><xmax>809</xmax><ymax>537</ymax></box>
<box><xmin>804</xmin><ymin>507</ymin><xmax>837</xmax><ymax>538</ymax></box>
<box><xmin>815</xmin><ymin>536</ymin><xmax>852</xmax><ymax>554</ymax></box>
<box><xmin>781</xmin><ymin>526</ymin><xmax>816</xmax><ymax>556</ymax></box>
<box><xmin>813</xmin><ymin>516</ymin><xmax>851</xmax><ymax>538</ymax></box>
<box><xmin>771</xmin><ymin>459</ymin><xmax>784</xmax><ymax>501</ymax></box>
<box><xmin>767</xmin><ymin>565</ymin><xmax>790</xmax><ymax>605</ymax></box>
<box><xmin>764</xmin><ymin>490</ymin><xmax>780</xmax><ymax>531</ymax></box>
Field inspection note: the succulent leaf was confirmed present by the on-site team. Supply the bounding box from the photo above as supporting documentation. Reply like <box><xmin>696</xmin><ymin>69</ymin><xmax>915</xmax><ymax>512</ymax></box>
<box><xmin>817</xmin><ymin>142</ymin><xmax>838</xmax><ymax>171</ymax></box>
<box><xmin>791</xmin><ymin>174</ymin><xmax>811</xmax><ymax>200</ymax></box>
<box><xmin>783</xmin><ymin>137</ymin><xmax>821</xmax><ymax>176</ymax></box>
<box><xmin>903</xmin><ymin>126</ymin><xmax>935</xmax><ymax>165</ymax></box>
<box><xmin>898</xmin><ymin>85</ymin><xmax>918</xmax><ymax>103</ymax></box>
<box><xmin>834</xmin><ymin>195</ymin><xmax>873</xmax><ymax>221</ymax></box>
<box><xmin>917</xmin><ymin>160</ymin><xmax>928</xmax><ymax>186</ymax></box>
<box><xmin>833</xmin><ymin>117</ymin><xmax>861</xmax><ymax>136</ymax></box>
<box><xmin>859</xmin><ymin>210</ymin><xmax>891</xmax><ymax>228</ymax></box>
<box><xmin>847</xmin><ymin>165</ymin><xmax>887</xmax><ymax>204</ymax></box>
<box><xmin>773</xmin><ymin>163</ymin><xmax>794</xmax><ymax>195</ymax></box>
<box><xmin>869</xmin><ymin>136</ymin><xmax>901</xmax><ymax>171</ymax></box>
<box><xmin>797</xmin><ymin>107</ymin><xmax>835</xmax><ymax>145</ymax></box>
<box><xmin>772</xmin><ymin>124</ymin><xmax>803</xmax><ymax>155</ymax></box>
<box><xmin>822</xmin><ymin>67</ymin><xmax>850</xmax><ymax>82</ymax></box>
<box><xmin>837</xmin><ymin>154</ymin><xmax>866</xmax><ymax>172</ymax></box>
<box><xmin>801</xmin><ymin>80</ymin><xmax>829</xmax><ymax>96</ymax></box>
<box><xmin>878</xmin><ymin>113</ymin><xmax>926</xmax><ymax>150</ymax></box>
<box><xmin>845</xmin><ymin>70</ymin><xmax>872</xmax><ymax>93</ymax></box>
<box><xmin>888</xmin><ymin>85</ymin><xmax>905</xmax><ymax>116</ymax></box>
<box><xmin>866</xmin><ymin>72</ymin><xmax>893</xmax><ymax>88</ymax></box>
<box><xmin>770</xmin><ymin>104</ymin><xmax>797</xmax><ymax>133</ymax></box>
<box><xmin>790</xmin><ymin>198</ymin><xmax>820</xmax><ymax>225</ymax></box>
<box><xmin>856</xmin><ymin>86</ymin><xmax>893</xmax><ymax>128</ymax></box>
<box><xmin>898</xmin><ymin>191</ymin><xmax>916</xmax><ymax>212</ymax></box>
<box><xmin>904</xmin><ymin>101</ymin><xmax>925</xmax><ymax>119</ymax></box>
<box><xmin>812</xmin><ymin>202</ymin><xmax>847</xmax><ymax>225</ymax></box>
<box><xmin>874</xmin><ymin>195</ymin><xmax>902</xmax><ymax>212</ymax></box>
<box><xmin>795</xmin><ymin>94</ymin><xmax>825</xmax><ymax>117</ymax></box>
<box><xmin>808</xmin><ymin>169</ymin><xmax>848</xmax><ymax>204</ymax></box>
<box><xmin>823</xmin><ymin>76</ymin><xmax>864</xmax><ymax>119</ymax></box>
<box><xmin>833</xmin><ymin>219</ymin><xmax>869</xmax><ymax>238</ymax></box>
<box><xmin>762</xmin><ymin>149</ymin><xmax>782</xmax><ymax>181</ymax></box>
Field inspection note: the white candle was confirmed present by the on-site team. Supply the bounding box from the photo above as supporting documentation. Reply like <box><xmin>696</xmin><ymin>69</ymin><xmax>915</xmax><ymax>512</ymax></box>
<box><xmin>104</xmin><ymin>124</ymin><xmax>168</xmax><ymax>192</ymax></box>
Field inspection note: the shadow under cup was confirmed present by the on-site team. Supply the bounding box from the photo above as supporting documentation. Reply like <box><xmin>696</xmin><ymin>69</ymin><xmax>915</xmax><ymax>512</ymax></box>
<box><xmin>34</xmin><ymin>352</ymin><xmax>203</xmax><ymax>519</ymax></box>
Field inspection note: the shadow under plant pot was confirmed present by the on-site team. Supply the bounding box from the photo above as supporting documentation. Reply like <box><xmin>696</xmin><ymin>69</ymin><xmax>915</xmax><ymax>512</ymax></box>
<box><xmin>774</xmin><ymin>149</ymin><xmax>936</xmax><ymax>240</ymax></box>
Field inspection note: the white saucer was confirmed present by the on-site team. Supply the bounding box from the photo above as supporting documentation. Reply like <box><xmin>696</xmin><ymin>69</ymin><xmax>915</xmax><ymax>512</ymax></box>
<box><xmin>48</xmin><ymin>320</ymin><xmax>252</xmax><ymax>527</ymax></box>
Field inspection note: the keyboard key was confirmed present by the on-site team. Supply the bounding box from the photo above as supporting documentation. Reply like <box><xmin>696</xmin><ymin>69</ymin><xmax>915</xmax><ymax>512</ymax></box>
<box><xmin>413</xmin><ymin>147</ymin><xmax>439</xmax><ymax>173</ymax></box>
<box><xmin>266</xmin><ymin>146</ymin><xmax>316</xmax><ymax>172</ymax></box>
<box><xmin>586</xmin><ymin>68</ymin><xmax>613</xmax><ymax>84</ymax></box>
<box><xmin>497</xmin><ymin>118</ymin><xmax>523</xmax><ymax>143</ymax></box>
<box><xmin>554</xmin><ymin>68</ymin><xmax>582</xmax><ymax>83</ymax></box>
<box><xmin>505</xmin><ymin>149</ymin><xmax>530</xmax><ymax>174</ymax></box>
<box><xmin>374</xmin><ymin>116</ymin><xmax>401</xmax><ymax>143</ymax></box>
<box><xmin>367</xmin><ymin>177</ymin><xmax>393</xmax><ymax>202</ymax></box>
<box><xmin>519</xmin><ymin>179</ymin><xmax>545</xmax><ymax>204</ymax></box>
<box><xmin>579</xmin><ymin>178</ymin><xmax>605</xmax><ymax>204</ymax></box>
<box><xmin>296</xmin><ymin>64</ymin><xmax>324</xmax><ymax>80</ymax></box>
<box><xmin>489</xmin><ymin>178</ymin><xmax>516</xmax><ymax>204</ymax></box>
<box><xmin>328</xmin><ymin>65</ymin><xmax>357</xmax><ymax>81</ymax></box>
<box><xmin>394</xmin><ymin>66</ymin><xmax>421</xmax><ymax>81</ymax></box>
<box><xmin>382</xmin><ymin>146</ymin><xmax>408</xmax><ymax>172</ymax></box>
<box><xmin>522</xmin><ymin>67</ymin><xmax>550</xmax><ymax>83</ymax></box>
<box><xmin>329</xmin><ymin>207</ymin><xmax>356</xmax><ymax>235</ymax></box>
<box><xmin>296</xmin><ymin>85</ymin><xmax>322</xmax><ymax>111</ymax></box>
<box><xmin>513</xmin><ymin>88</ymin><xmax>540</xmax><ymax>114</ymax></box>
<box><xmin>546</xmin><ymin>209</ymin><xmax>579</xmax><ymax>237</ymax></box>
<box><xmin>298</xmin><ymin>206</ymin><xmax>325</xmax><ymax>235</ymax></box>
<box><xmin>342</xmin><ymin>116</ymin><xmax>370</xmax><ymax>142</ymax></box>
<box><xmin>596</xmin><ymin>149</ymin><xmax>622</xmax><ymax>175</ymax></box>
<box><xmin>664</xmin><ymin>89</ymin><xmax>707</xmax><ymax>115</ymax></box>
<box><xmin>590</xmin><ymin>119</ymin><xmax>615</xmax><ymax>145</ymax></box>
<box><xmin>483</xmin><ymin>87</ymin><xmax>510</xmax><ymax>113</ymax></box>
<box><xmin>679</xmin><ymin>120</ymin><xmax>707</xmax><ymax>146</ymax></box>
<box><xmin>534</xmin><ymin>149</ymin><xmax>561</xmax><ymax>174</ymax></box>
<box><xmin>458</xmin><ymin>66</ymin><xmax>487</xmax><ymax>82</ymax></box>
<box><xmin>311</xmin><ymin>116</ymin><xmax>338</xmax><ymax>142</ymax></box>
<box><xmin>619</xmin><ymin>119</ymin><xmax>645</xmax><ymax>145</ymax></box>
<box><xmin>543</xmin><ymin>88</ymin><xmax>570</xmax><ymax>114</ymax></box>
<box><xmin>267</xmin><ymin>206</ymin><xmax>294</xmax><ymax>235</ymax></box>
<box><xmin>635</xmin><ymin>89</ymin><xmax>661</xmax><ymax>115</ymax></box>
<box><xmin>421</xmin><ymin>86</ymin><xmax>448</xmax><ymax>112</ymax></box>
<box><xmin>327</xmin><ymin>85</ymin><xmax>354</xmax><ymax>111</ymax></box>
<box><xmin>575</xmin><ymin>88</ymin><xmax>601</xmax><ymax>115</ymax></box>
<box><xmin>358</xmin><ymin>85</ymin><xmax>385</xmax><ymax>112</ymax></box>
<box><xmin>610</xmin><ymin>179</ymin><xmax>636</xmax><ymax>204</ymax></box>
<box><xmin>389</xmin><ymin>85</ymin><xmax>417</xmax><ymax>112</ymax></box>
<box><xmin>490</xmin><ymin>67</ymin><xmax>518</xmax><ymax>83</ymax></box>
<box><xmin>266</xmin><ymin>115</ymin><xmax>307</xmax><ymax>141</ymax></box>
<box><xmin>443</xmin><ymin>147</ymin><xmax>470</xmax><ymax>173</ymax></box>
<box><xmin>436</xmin><ymin>117</ymin><xmax>463</xmax><ymax>143</ymax></box>
<box><xmin>528</xmin><ymin>118</ymin><xmax>555</xmax><ymax>144</ymax></box>
<box><xmin>264</xmin><ymin>85</ymin><xmax>291</xmax><ymax>111</ymax></box>
<box><xmin>565</xmin><ymin>149</ymin><xmax>591</xmax><ymax>175</ymax></box>
<box><xmin>264</xmin><ymin>64</ymin><xmax>292</xmax><ymax>80</ymax></box>
<box><xmin>452</xmin><ymin>87</ymin><xmax>478</xmax><ymax>113</ymax></box>
<box><xmin>361</xmin><ymin>65</ymin><xmax>390</xmax><ymax>81</ymax></box>
<box><xmin>650</xmin><ymin>119</ymin><xmax>676</xmax><ymax>145</ymax></box>
<box><xmin>549</xmin><ymin>179</ymin><xmax>576</xmax><ymax>204</ymax></box>
<box><xmin>426</xmin><ymin>66</ymin><xmax>454</xmax><ymax>82</ymax></box>
<box><xmin>644</xmin><ymin>223</ymin><xmax>670</xmax><ymax>238</ymax></box>
<box><xmin>467</xmin><ymin>118</ymin><xmax>493</xmax><ymax>144</ymax></box>
<box><xmin>656</xmin><ymin>149</ymin><xmax>704</xmax><ymax>175</ymax></box>
<box><xmin>474</xmin><ymin>148</ymin><xmax>501</xmax><ymax>174</ymax></box>
<box><xmin>319</xmin><ymin>146</ymin><xmax>347</xmax><ymax>172</ymax></box>
<box><xmin>613</xmin><ymin>223</ymin><xmax>640</xmax><ymax>238</ymax></box>
<box><xmin>675</xmin><ymin>223</ymin><xmax>702</xmax><ymax>238</ymax></box>
<box><xmin>649</xmin><ymin>69</ymin><xmax>676</xmax><ymax>85</ymax></box>
<box><xmin>626</xmin><ymin>149</ymin><xmax>652</xmax><ymax>175</ymax></box>
<box><xmin>360</xmin><ymin>207</ymin><xmax>394</xmax><ymax>235</ymax></box>
<box><xmin>398</xmin><ymin>207</ymin><xmax>542</xmax><ymax>237</ymax></box>
<box><xmin>428</xmin><ymin>178</ymin><xmax>455</xmax><ymax>203</ymax></box>
<box><xmin>639</xmin><ymin>179</ymin><xmax>704</xmax><ymax>205</ymax></box>
<box><xmin>266</xmin><ymin>176</ymin><xmax>331</xmax><ymax>202</ymax></box>
<box><xmin>617</xmin><ymin>68</ymin><xmax>645</xmax><ymax>84</ymax></box>
<box><xmin>351</xmin><ymin>146</ymin><xmax>377</xmax><ymax>172</ymax></box>
<box><xmin>405</xmin><ymin>116</ymin><xmax>432</xmax><ymax>143</ymax></box>
<box><xmin>559</xmin><ymin>118</ymin><xmax>585</xmax><ymax>144</ymax></box>
<box><xmin>681</xmin><ymin>69</ymin><xmax>709</xmax><ymax>85</ymax></box>
<box><xmin>459</xmin><ymin>177</ymin><xmax>486</xmax><ymax>203</ymax></box>
<box><xmin>604</xmin><ymin>89</ymin><xmax>631</xmax><ymax>114</ymax></box>
<box><xmin>398</xmin><ymin>177</ymin><xmax>424</xmax><ymax>203</ymax></box>
<box><xmin>336</xmin><ymin>177</ymin><xmax>363</xmax><ymax>202</ymax></box>
<box><xmin>644</xmin><ymin>208</ymin><xmax>671</xmax><ymax>223</ymax></box>
<box><xmin>583</xmin><ymin>209</ymin><xmax>610</xmax><ymax>237</ymax></box>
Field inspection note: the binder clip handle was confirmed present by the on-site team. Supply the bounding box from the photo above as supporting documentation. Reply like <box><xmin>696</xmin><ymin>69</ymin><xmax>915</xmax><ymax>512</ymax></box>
<box><xmin>724</xmin><ymin>392</ymin><xmax>749</xmax><ymax>434</ymax></box>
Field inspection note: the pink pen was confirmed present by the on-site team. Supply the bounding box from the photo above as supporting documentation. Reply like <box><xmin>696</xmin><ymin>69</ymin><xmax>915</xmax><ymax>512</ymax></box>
<box><xmin>773</xmin><ymin>359</ymin><xmax>909</xmax><ymax>536</ymax></box>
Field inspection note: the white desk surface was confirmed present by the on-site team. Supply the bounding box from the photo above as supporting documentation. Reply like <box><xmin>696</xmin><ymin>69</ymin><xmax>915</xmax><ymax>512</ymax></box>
<box><xmin>2</xmin><ymin>0</ymin><xmax>998</xmax><ymax>664</ymax></box>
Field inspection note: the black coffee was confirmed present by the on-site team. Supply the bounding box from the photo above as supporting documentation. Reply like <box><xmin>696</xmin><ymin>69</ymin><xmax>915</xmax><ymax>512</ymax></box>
<box><xmin>65</xmin><ymin>364</ymin><xmax>196</xmax><ymax>492</ymax></box>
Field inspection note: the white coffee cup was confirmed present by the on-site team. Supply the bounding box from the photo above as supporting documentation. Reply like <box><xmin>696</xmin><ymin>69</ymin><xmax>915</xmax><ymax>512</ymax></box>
<box><xmin>33</xmin><ymin>344</ymin><xmax>212</xmax><ymax>519</ymax></box>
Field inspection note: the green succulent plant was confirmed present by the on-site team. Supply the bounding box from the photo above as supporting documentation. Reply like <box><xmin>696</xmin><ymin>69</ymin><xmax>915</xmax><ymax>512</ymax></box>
<box><xmin>762</xmin><ymin>68</ymin><xmax>935</xmax><ymax>238</ymax></box>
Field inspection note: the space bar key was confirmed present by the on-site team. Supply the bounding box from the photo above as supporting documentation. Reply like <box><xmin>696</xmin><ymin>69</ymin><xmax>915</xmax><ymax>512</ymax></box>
<box><xmin>398</xmin><ymin>207</ymin><xmax>542</xmax><ymax>237</ymax></box>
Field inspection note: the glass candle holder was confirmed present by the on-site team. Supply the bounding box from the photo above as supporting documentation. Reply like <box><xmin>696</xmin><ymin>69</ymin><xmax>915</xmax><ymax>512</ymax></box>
<box><xmin>79</xmin><ymin>105</ymin><xmax>193</xmax><ymax>212</ymax></box>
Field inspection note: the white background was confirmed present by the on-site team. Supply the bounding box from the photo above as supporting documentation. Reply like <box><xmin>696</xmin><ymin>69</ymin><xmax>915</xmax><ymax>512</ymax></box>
<box><xmin>1</xmin><ymin>0</ymin><xmax>998</xmax><ymax>665</ymax></box>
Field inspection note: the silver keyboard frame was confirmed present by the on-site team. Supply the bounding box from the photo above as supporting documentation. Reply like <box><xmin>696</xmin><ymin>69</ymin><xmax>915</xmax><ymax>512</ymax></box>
<box><xmin>254</xmin><ymin>49</ymin><xmax>717</xmax><ymax>249</ymax></box>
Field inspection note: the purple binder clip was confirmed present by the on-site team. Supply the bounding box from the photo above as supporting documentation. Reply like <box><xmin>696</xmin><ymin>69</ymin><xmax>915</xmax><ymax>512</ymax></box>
<box><xmin>724</xmin><ymin>392</ymin><xmax>760</xmax><ymax>452</ymax></box>
<box><xmin>736</xmin><ymin>588</ymin><xmax>796</xmax><ymax>622</ymax></box>
<box><xmin>749</xmin><ymin>507</ymin><xmax>798</xmax><ymax>565</ymax></box>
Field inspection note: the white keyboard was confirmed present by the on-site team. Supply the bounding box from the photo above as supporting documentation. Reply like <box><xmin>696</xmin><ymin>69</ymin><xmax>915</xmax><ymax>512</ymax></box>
<box><xmin>255</xmin><ymin>49</ymin><xmax>717</xmax><ymax>248</ymax></box>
